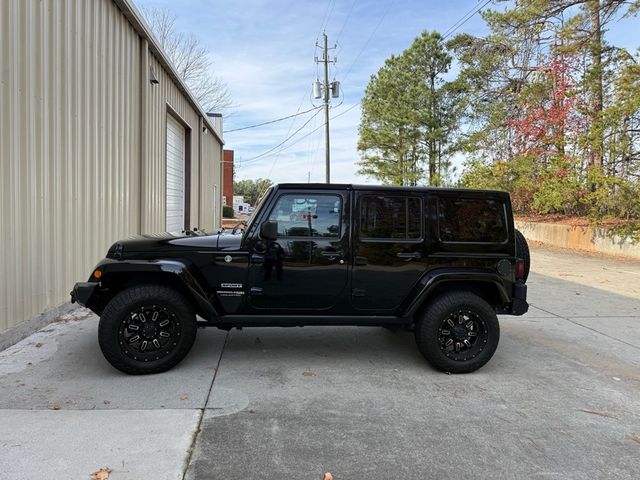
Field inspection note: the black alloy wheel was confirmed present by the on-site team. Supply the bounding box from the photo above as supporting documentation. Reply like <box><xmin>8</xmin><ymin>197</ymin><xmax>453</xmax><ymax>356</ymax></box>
<box><xmin>437</xmin><ymin>309</ymin><xmax>488</xmax><ymax>362</ymax></box>
<box><xmin>99</xmin><ymin>285</ymin><xmax>197</xmax><ymax>375</ymax></box>
<box><xmin>118</xmin><ymin>304</ymin><xmax>180</xmax><ymax>362</ymax></box>
<box><xmin>415</xmin><ymin>291</ymin><xmax>500</xmax><ymax>373</ymax></box>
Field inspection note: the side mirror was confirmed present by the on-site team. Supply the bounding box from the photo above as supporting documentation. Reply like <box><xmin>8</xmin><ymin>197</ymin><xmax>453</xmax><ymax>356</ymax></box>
<box><xmin>260</xmin><ymin>220</ymin><xmax>278</xmax><ymax>241</ymax></box>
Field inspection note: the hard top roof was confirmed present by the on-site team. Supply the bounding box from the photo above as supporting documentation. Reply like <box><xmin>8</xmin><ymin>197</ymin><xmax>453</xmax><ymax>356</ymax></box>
<box><xmin>274</xmin><ymin>183</ymin><xmax>508</xmax><ymax>195</ymax></box>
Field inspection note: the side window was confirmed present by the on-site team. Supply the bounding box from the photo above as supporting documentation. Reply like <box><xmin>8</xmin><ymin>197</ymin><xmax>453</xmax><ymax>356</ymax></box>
<box><xmin>360</xmin><ymin>196</ymin><xmax>422</xmax><ymax>240</ymax></box>
<box><xmin>438</xmin><ymin>197</ymin><xmax>507</xmax><ymax>243</ymax></box>
<box><xmin>269</xmin><ymin>194</ymin><xmax>341</xmax><ymax>237</ymax></box>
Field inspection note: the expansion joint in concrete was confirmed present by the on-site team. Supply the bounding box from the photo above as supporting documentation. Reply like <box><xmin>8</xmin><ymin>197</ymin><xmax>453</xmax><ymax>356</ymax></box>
<box><xmin>181</xmin><ymin>331</ymin><xmax>230</xmax><ymax>479</ymax></box>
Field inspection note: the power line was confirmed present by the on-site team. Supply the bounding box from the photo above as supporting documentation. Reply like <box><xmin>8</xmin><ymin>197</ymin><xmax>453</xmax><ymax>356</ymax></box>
<box><xmin>316</xmin><ymin>0</ymin><xmax>337</xmax><ymax>42</ymax></box>
<box><xmin>342</xmin><ymin>0</ymin><xmax>397</xmax><ymax>83</ymax></box>
<box><xmin>336</xmin><ymin>0</ymin><xmax>358</xmax><ymax>43</ymax></box>
<box><xmin>241</xmin><ymin>108</ymin><xmax>324</xmax><ymax>164</ymax></box>
<box><xmin>332</xmin><ymin>102</ymin><xmax>359</xmax><ymax>119</ymax></box>
<box><xmin>245</xmin><ymin>103</ymin><xmax>361</xmax><ymax>166</ymax></box>
<box><xmin>223</xmin><ymin>106</ymin><xmax>321</xmax><ymax>133</ymax></box>
<box><xmin>442</xmin><ymin>0</ymin><xmax>492</xmax><ymax>40</ymax></box>
<box><xmin>264</xmin><ymin>83</ymin><xmax>315</xmax><ymax>181</ymax></box>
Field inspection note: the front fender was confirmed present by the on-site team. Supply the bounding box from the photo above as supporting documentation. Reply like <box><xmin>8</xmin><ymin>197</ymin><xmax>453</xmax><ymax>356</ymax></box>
<box><xmin>86</xmin><ymin>258</ymin><xmax>218</xmax><ymax>319</ymax></box>
<box><xmin>401</xmin><ymin>269</ymin><xmax>510</xmax><ymax>318</ymax></box>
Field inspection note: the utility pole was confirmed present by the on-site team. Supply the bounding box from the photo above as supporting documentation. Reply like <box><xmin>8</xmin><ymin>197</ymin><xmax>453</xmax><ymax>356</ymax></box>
<box><xmin>314</xmin><ymin>33</ymin><xmax>338</xmax><ymax>184</ymax></box>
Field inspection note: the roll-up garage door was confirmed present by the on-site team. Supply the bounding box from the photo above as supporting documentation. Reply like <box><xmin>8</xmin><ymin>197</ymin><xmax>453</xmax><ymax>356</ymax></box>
<box><xmin>166</xmin><ymin>114</ymin><xmax>186</xmax><ymax>232</ymax></box>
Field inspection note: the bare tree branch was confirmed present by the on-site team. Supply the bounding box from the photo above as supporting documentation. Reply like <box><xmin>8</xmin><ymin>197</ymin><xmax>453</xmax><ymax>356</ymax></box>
<box><xmin>142</xmin><ymin>7</ymin><xmax>232</xmax><ymax>113</ymax></box>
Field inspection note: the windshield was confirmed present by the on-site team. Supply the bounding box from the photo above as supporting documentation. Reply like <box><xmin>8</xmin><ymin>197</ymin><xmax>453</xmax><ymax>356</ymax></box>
<box><xmin>243</xmin><ymin>186</ymin><xmax>273</xmax><ymax>236</ymax></box>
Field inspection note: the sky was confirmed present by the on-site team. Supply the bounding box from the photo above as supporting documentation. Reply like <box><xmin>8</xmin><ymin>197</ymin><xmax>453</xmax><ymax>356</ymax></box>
<box><xmin>134</xmin><ymin>0</ymin><xmax>639</xmax><ymax>185</ymax></box>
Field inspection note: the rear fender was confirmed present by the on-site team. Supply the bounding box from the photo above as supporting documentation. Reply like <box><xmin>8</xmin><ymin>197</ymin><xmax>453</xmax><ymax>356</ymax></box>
<box><xmin>401</xmin><ymin>270</ymin><xmax>510</xmax><ymax>318</ymax></box>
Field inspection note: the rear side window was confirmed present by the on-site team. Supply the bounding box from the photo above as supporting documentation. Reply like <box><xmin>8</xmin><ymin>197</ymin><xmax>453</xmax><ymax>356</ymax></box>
<box><xmin>438</xmin><ymin>197</ymin><xmax>507</xmax><ymax>243</ymax></box>
<box><xmin>360</xmin><ymin>196</ymin><xmax>422</xmax><ymax>240</ymax></box>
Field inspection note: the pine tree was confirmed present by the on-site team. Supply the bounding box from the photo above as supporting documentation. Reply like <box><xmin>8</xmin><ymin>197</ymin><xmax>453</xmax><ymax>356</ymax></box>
<box><xmin>357</xmin><ymin>32</ymin><xmax>462</xmax><ymax>186</ymax></box>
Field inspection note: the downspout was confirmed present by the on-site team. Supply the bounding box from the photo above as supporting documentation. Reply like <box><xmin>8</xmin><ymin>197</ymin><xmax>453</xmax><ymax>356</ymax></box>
<box><xmin>139</xmin><ymin>39</ymin><xmax>149</xmax><ymax>233</ymax></box>
<box><xmin>198</xmin><ymin>116</ymin><xmax>203</xmax><ymax>229</ymax></box>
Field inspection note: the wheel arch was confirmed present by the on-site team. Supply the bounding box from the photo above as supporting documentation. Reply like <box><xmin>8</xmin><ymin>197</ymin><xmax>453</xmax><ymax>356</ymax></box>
<box><xmin>89</xmin><ymin>260</ymin><xmax>218</xmax><ymax>320</ymax></box>
<box><xmin>403</xmin><ymin>272</ymin><xmax>509</xmax><ymax>320</ymax></box>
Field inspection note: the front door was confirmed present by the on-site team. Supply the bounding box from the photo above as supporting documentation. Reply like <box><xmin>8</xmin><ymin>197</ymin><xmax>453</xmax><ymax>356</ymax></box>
<box><xmin>248</xmin><ymin>191</ymin><xmax>349</xmax><ymax>311</ymax></box>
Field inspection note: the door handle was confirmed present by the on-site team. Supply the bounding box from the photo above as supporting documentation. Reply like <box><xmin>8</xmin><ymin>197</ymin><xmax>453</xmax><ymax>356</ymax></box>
<box><xmin>321</xmin><ymin>251</ymin><xmax>343</xmax><ymax>259</ymax></box>
<box><xmin>396</xmin><ymin>252</ymin><xmax>422</xmax><ymax>260</ymax></box>
<box><xmin>354</xmin><ymin>256</ymin><xmax>368</xmax><ymax>266</ymax></box>
<box><xmin>251</xmin><ymin>254</ymin><xmax>265</xmax><ymax>264</ymax></box>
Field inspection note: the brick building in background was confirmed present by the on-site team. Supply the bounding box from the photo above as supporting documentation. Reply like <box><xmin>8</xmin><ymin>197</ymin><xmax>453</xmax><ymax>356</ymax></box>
<box><xmin>223</xmin><ymin>149</ymin><xmax>234</xmax><ymax>206</ymax></box>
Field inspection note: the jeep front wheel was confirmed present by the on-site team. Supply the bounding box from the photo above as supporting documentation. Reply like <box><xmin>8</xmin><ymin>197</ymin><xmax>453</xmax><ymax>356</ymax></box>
<box><xmin>98</xmin><ymin>285</ymin><xmax>197</xmax><ymax>375</ymax></box>
<box><xmin>415</xmin><ymin>292</ymin><xmax>499</xmax><ymax>373</ymax></box>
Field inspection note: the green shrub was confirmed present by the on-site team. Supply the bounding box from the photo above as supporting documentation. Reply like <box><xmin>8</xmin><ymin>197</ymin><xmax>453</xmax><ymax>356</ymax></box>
<box><xmin>222</xmin><ymin>205</ymin><xmax>234</xmax><ymax>218</ymax></box>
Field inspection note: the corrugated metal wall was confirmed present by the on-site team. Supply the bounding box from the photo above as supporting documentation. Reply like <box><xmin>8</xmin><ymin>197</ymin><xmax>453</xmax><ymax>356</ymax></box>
<box><xmin>0</xmin><ymin>0</ymin><xmax>223</xmax><ymax>334</ymax></box>
<box><xmin>200</xmin><ymin>126</ymin><xmax>223</xmax><ymax>230</ymax></box>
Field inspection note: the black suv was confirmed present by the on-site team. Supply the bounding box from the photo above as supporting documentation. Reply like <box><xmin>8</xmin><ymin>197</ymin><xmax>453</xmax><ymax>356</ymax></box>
<box><xmin>72</xmin><ymin>184</ymin><xmax>529</xmax><ymax>375</ymax></box>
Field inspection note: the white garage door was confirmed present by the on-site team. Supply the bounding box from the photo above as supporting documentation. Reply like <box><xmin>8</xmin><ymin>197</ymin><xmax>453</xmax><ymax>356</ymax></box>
<box><xmin>166</xmin><ymin>114</ymin><xmax>186</xmax><ymax>232</ymax></box>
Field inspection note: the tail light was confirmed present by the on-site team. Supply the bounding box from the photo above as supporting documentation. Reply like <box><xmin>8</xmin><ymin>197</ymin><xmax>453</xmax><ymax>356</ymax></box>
<box><xmin>515</xmin><ymin>259</ymin><xmax>525</xmax><ymax>280</ymax></box>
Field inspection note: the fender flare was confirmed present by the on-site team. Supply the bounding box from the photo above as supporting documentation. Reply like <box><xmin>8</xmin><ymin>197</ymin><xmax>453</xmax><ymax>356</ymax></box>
<box><xmin>95</xmin><ymin>258</ymin><xmax>218</xmax><ymax>319</ymax></box>
<box><xmin>402</xmin><ymin>270</ymin><xmax>510</xmax><ymax>318</ymax></box>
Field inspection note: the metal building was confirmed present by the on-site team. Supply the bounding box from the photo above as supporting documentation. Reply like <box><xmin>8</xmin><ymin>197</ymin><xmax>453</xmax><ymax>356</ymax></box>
<box><xmin>0</xmin><ymin>0</ymin><xmax>225</xmax><ymax>338</ymax></box>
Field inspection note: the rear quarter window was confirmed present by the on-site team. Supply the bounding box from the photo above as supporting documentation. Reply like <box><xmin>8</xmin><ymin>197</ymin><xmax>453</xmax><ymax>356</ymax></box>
<box><xmin>438</xmin><ymin>197</ymin><xmax>507</xmax><ymax>243</ymax></box>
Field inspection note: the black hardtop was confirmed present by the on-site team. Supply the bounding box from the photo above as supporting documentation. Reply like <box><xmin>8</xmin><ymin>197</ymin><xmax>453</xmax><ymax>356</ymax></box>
<box><xmin>275</xmin><ymin>183</ymin><xmax>509</xmax><ymax>197</ymax></box>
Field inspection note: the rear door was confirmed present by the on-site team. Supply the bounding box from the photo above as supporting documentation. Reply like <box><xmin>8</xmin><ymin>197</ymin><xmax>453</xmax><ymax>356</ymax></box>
<box><xmin>351</xmin><ymin>191</ymin><xmax>427</xmax><ymax>311</ymax></box>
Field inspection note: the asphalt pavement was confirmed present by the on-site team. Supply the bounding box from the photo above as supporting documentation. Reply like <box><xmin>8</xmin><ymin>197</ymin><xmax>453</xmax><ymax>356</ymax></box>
<box><xmin>0</xmin><ymin>246</ymin><xmax>639</xmax><ymax>479</ymax></box>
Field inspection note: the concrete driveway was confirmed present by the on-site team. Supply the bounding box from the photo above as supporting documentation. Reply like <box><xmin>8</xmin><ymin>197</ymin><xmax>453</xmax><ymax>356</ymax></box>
<box><xmin>0</xmin><ymin>246</ymin><xmax>639</xmax><ymax>479</ymax></box>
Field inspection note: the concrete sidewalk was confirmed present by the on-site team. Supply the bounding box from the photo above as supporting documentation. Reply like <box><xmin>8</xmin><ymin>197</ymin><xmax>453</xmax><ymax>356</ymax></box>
<box><xmin>1</xmin><ymin>246</ymin><xmax>639</xmax><ymax>479</ymax></box>
<box><xmin>0</xmin><ymin>311</ymin><xmax>227</xmax><ymax>480</ymax></box>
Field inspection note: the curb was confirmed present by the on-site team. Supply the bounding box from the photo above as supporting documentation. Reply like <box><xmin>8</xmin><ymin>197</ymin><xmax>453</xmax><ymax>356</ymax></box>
<box><xmin>0</xmin><ymin>302</ymin><xmax>81</xmax><ymax>352</ymax></box>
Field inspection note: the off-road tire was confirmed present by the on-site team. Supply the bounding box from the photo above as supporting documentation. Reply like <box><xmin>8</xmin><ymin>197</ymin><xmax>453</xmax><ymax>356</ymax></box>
<box><xmin>415</xmin><ymin>292</ymin><xmax>500</xmax><ymax>373</ymax></box>
<box><xmin>98</xmin><ymin>285</ymin><xmax>197</xmax><ymax>375</ymax></box>
<box><xmin>515</xmin><ymin>229</ymin><xmax>530</xmax><ymax>283</ymax></box>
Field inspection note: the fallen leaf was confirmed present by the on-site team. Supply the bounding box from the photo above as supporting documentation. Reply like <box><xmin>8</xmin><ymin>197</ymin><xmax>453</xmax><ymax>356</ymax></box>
<box><xmin>90</xmin><ymin>467</ymin><xmax>112</xmax><ymax>480</ymax></box>
<box><xmin>578</xmin><ymin>408</ymin><xmax>615</xmax><ymax>419</ymax></box>
<box><xmin>631</xmin><ymin>435</ymin><xmax>640</xmax><ymax>445</ymax></box>
<box><xmin>323</xmin><ymin>473</ymin><xmax>333</xmax><ymax>480</ymax></box>
<box><xmin>302</xmin><ymin>371</ymin><xmax>316</xmax><ymax>377</ymax></box>
<box><xmin>180</xmin><ymin>395</ymin><xmax>189</xmax><ymax>401</ymax></box>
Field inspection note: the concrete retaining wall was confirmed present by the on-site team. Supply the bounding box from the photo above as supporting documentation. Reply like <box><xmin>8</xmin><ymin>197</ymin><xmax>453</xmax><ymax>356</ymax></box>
<box><xmin>515</xmin><ymin>220</ymin><xmax>640</xmax><ymax>260</ymax></box>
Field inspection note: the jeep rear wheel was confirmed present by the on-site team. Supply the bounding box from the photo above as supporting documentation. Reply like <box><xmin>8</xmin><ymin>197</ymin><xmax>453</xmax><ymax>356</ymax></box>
<box><xmin>415</xmin><ymin>292</ymin><xmax>499</xmax><ymax>373</ymax></box>
<box><xmin>98</xmin><ymin>285</ymin><xmax>197</xmax><ymax>375</ymax></box>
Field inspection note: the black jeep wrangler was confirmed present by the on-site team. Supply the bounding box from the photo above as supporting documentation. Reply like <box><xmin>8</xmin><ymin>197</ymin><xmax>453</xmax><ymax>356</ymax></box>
<box><xmin>72</xmin><ymin>184</ymin><xmax>529</xmax><ymax>375</ymax></box>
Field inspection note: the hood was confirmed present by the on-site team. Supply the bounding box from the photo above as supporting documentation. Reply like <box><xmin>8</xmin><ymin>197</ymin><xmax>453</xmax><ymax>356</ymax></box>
<box><xmin>216</xmin><ymin>231</ymin><xmax>243</xmax><ymax>250</ymax></box>
<box><xmin>108</xmin><ymin>231</ymin><xmax>222</xmax><ymax>257</ymax></box>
